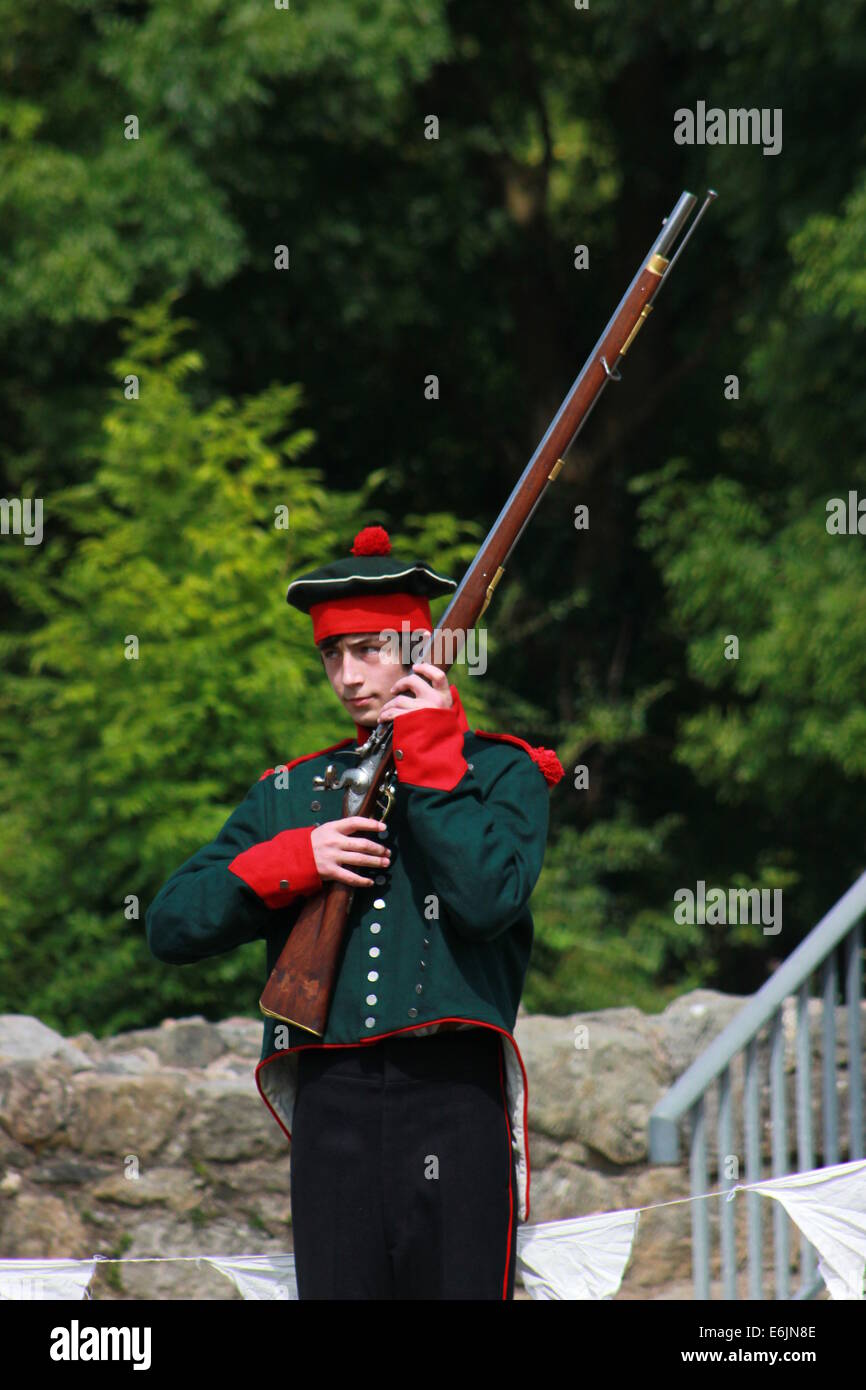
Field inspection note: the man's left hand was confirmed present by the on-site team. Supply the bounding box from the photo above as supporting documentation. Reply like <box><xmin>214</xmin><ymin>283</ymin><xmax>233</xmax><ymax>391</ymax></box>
<box><xmin>377</xmin><ymin>662</ymin><xmax>453</xmax><ymax>723</ymax></box>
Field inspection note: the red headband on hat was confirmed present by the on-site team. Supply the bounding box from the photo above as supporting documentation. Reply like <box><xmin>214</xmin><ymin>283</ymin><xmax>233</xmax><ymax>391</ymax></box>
<box><xmin>310</xmin><ymin>592</ymin><xmax>433</xmax><ymax>645</ymax></box>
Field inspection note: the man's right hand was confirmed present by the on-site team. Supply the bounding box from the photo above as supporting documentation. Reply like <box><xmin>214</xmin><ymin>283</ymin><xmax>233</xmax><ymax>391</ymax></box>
<box><xmin>310</xmin><ymin>817</ymin><xmax>391</xmax><ymax>888</ymax></box>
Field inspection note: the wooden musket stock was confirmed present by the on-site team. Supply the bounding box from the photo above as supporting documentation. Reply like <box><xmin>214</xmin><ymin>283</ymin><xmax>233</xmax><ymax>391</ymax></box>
<box><xmin>259</xmin><ymin>188</ymin><xmax>717</xmax><ymax>1036</ymax></box>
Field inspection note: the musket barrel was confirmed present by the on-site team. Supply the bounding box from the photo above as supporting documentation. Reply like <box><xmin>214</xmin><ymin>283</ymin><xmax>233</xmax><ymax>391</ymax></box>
<box><xmin>652</xmin><ymin>191</ymin><xmax>697</xmax><ymax>257</ymax></box>
<box><xmin>260</xmin><ymin>185</ymin><xmax>717</xmax><ymax>1037</ymax></box>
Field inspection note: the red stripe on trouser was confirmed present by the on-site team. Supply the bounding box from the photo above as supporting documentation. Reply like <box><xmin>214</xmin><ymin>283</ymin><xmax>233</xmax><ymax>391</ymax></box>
<box><xmin>497</xmin><ymin>1040</ymin><xmax>515</xmax><ymax>1300</ymax></box>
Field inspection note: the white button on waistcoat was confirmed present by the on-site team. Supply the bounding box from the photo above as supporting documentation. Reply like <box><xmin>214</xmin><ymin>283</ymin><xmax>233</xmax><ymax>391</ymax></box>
<box><xmin>369</xmin><ymin>946</ymin><xmax>380</xmax><ymax>958</ymax></box>
<box><xmin>373</xmin><ymin>897</ymin><xmax>386</xmax><ymax>909</ymax></box>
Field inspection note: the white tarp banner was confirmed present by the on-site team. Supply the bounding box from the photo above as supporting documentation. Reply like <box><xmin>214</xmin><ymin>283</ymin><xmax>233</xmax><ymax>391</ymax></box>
<box><xmin>0</xmin><ymin>1159</ymin><xmax>862</xmax><ymax>1300</ymax></box>
<box><xmin>516</xmin><ymin>1209</ymin><xmax>640</xmax><ymax>1300</ymax></box>
<box><xmin>742</xmin><ymin>1157</ymin><xmax>866</xmax><ymax>1301</ymax></box>
<box><xmin>205</xmin><ymin>1254</ymin><xmax>298</xmax><ymax>1301</ymax></box>
<box><xmin>0</xmin><ymin>1257</ymin><xmax>96</xmax><ymax>1301</ymax></box>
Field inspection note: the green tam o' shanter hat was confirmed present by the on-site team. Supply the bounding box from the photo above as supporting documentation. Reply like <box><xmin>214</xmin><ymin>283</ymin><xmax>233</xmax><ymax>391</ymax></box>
<box><xmin>286</xmin><ymin>525</ymin><xmax>456</xmax><ymax>644</ymax></box>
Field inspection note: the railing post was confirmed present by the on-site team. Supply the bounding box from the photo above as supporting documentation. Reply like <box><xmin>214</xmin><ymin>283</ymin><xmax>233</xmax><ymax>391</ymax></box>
<box><xmin>745</xmin><ymin>1037</ymin><xmax>762</xmax><ymax>1299</ymax></box>
<box><xmin>796</xmin><ymin>979</ymin><xmax>816</xmax><ymax>1290</ymax></box>
<box><xmin>718</xmin><ymin>1066</ymin><xmax>736</xmax><ymax>1299</ymax></box>
<box><xmin>690</xmin><ymin>1096</ymin><xmax>710</xmax><ymax>1300</ymax></box>
<box><xmin>846</xmin><ymin>919</ymin><xmax>863</xmax><ymax>1159</ymax></box>
<box><xmin>769</xmin><ymin>1008</ymin><xmax>789</xmax><ymax>1299</ymax></box>
<box><xmin>822</xmin><ymin>952</ymin><xmax>838</xmax><ymax>1165</ymax></box>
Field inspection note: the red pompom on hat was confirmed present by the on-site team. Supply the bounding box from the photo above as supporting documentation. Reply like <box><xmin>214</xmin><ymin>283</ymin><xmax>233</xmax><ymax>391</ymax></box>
<box><xmin>351</xmin><ymin>526</ymin><xmax>391</xmax><ymax>556</ymax></box>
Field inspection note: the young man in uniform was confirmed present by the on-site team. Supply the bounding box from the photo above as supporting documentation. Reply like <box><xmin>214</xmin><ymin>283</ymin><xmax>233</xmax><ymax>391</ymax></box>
<box><xmin>146</xmin><ymin>525</ymin><xmax>562</xmax><ymax>1300</ymax></box>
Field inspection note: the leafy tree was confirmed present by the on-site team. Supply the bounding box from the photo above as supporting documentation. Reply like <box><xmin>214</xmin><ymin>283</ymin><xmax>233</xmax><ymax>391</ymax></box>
<box><xmin>628</xmin><ymin>174</ymin><xmax>866</xmax><ymax>970</ymax></box>
<box><xmin>0</xmin><ymin>296</ymin><xmax>475</xmax><ymax>1033</ymax></box>
<box><xmin>2</xmin><ymin>0</ymin><xmax>865</xmax><ymax>1022</ymax></box>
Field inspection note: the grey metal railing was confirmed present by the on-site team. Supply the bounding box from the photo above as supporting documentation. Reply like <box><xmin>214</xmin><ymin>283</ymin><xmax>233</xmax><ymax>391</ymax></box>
<box><xmin>649</xmin><ymin>870</ymin><xmax>866</xmax><ymax>1299</ymax></box>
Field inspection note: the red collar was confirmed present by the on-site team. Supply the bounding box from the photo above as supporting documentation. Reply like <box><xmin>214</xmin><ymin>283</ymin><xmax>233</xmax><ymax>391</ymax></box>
<box><xmin>353</xmin><ymin>683</ymin><xmax>470</xmax><ymax>743</ymax></box>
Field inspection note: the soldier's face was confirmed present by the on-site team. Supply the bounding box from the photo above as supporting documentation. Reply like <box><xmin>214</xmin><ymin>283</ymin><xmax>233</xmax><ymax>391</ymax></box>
<box><xmin>318</xmin><ymin>632</ymin><xmax>408</xmax><ymax>727</ymax></box>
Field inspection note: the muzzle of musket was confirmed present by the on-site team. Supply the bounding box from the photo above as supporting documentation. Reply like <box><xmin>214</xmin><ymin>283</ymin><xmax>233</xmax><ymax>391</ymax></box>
<box><xmin>611</xmin><ymin>188</ymin><xmax>718</xmax><ymax>366</ymax></box>
<box><xmin>651</xmin><ymin>189</ymin><xmax>719</xmax><ymax>285</ymax></box>
<box><xmin>653</xmin><ymin>191</ymin><xmax>698</xmax><ymax>258</ymax></box>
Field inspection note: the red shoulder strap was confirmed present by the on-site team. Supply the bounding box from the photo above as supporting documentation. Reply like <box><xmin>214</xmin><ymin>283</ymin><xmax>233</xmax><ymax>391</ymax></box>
<box><xmin>258</xmin><ymin>737</ymin><xmax>355</xmax><ymax>781</ymax></box>
<box><xmin>474</xmin><ymin>730</ymin><xmax>565</xmax><ymax>787</ymax></box>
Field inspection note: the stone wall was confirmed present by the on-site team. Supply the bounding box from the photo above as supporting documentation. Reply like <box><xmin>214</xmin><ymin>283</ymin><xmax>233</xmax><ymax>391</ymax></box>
<box><xmin>0</xmin><ymin>991</ymin><xmax>859</xmax><ymax>1299</ymax></box>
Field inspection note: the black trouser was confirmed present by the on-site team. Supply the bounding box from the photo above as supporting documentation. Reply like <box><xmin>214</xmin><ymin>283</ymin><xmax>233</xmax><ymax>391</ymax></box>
<box><xmin>289</xmin><ymin>1028</ymin><xmax>518</xmax><ymax>1300</ymax></box>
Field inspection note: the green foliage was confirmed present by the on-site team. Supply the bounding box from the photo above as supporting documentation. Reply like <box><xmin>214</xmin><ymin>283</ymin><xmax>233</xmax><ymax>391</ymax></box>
<box><xmin>628</xmin><ymin>174</ymin><xmax>866</xmax><ymax>944</ymax></box>
<box><xmin>2</xmin><ymin>0</ymin><xmax>865</xmax><ymax>1028</ymax></box>
<box><xmin>526</xmin><ymin>816</ymin><xmax>701</xmax><ymax>1015</ymax></box>
<box><xmin>0</xmin><ymin>297</ymin><xmax>475</xmax><ymax>1033</ymax></box>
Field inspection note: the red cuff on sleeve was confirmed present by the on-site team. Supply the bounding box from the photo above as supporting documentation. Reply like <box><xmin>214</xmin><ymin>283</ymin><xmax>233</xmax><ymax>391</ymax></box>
<box><xmin>392</xmin><ymin>704</ymin><xmax>468</xmax><ymax>792</ymax></box>
<box><xmin>228</xmin><ymin>826</ymin><xmax>322</xmax><ymax>908</ymax></box>
<box><xmin>448</xmin><ymin>685</ymin><xmax>471</xmax><ymax>732</ymax></box>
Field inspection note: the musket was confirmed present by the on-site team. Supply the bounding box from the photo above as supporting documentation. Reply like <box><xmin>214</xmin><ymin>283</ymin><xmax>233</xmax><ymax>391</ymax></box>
<box><xmin>259</xmin><ymin>188</ymin><xmax>718</xmax><ymax>1036</ymax></box>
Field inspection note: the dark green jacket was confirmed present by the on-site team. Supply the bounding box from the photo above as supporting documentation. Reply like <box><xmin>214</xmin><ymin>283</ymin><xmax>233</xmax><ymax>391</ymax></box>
<box><xmin>145</xmin><ymin>688</ymin><xmax>558</xmax><ymax>1220</ymax></box>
